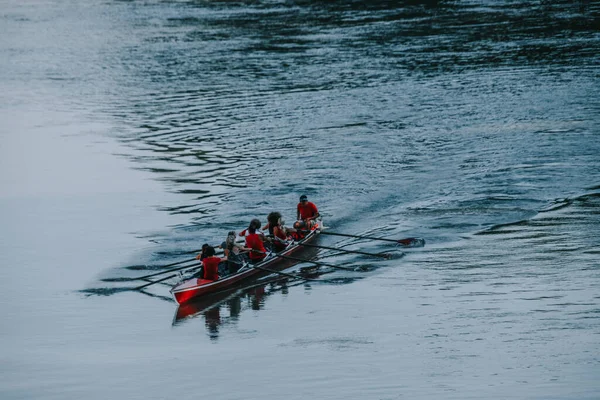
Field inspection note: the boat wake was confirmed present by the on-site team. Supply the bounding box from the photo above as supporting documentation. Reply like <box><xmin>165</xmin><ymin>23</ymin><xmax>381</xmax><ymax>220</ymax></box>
<box><xmin>475</xmin><ymin>191</ymin><xmax>600</xmax><ymax>237</ymax></box>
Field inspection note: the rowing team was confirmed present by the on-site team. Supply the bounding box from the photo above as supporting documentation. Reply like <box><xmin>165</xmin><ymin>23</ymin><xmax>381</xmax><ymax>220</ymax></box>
<box><xmin>193</xmin><ymin>194</ymin><xmax>320</xmax><ymax>282</ymax></box>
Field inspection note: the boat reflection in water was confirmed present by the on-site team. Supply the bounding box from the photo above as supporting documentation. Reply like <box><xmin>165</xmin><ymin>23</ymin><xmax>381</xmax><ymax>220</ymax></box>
<box><xmin>173</xmin><ymin>276</ymin><xmax>308</xmax><ymax>339</ymax></box>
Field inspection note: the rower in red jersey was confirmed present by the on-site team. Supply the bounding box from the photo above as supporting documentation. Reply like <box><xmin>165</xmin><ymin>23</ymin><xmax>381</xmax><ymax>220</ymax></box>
<box><xmin>266</xmin><ymin>211</ymin><xmax>295</xmax><ymax>252</ymax></box>
<box><xmin>295</xmin><ymin>194</ymin><xmax>319</xmax><ymax>230</ymax></box>
<box><xmin>197</xmin><ymin>246</ymin><xmax>226</xmax><ymax>281</ymax></box>
<box><xmin>243</xmin><ymin>225</ymin><xmax>267</xmax><ymax>263</ymax></box>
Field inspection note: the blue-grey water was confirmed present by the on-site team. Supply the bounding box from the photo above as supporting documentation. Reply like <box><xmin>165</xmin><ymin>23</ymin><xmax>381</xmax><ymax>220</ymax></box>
<box><xmin>1</xmin><ymin>1</ymin><xmax>599</xmax><ymax>399</ymax></box>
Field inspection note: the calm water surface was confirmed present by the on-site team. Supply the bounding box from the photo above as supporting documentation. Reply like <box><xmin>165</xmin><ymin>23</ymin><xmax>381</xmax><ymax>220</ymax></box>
<box><xmin>1</xmin><ymin>1</ymin><xmax>599</xmax><ymax>399</ymax></box>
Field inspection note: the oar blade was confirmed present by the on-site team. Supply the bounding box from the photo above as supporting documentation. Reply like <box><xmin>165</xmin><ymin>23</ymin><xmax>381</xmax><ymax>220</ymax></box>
<box><xmin>396</xmin><ymin>238</ymin><xmax>426</xmax><ymax>247</ymax></box>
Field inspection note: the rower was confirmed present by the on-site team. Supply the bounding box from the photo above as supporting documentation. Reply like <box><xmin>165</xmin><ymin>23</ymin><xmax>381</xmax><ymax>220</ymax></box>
<box><xmin>266</xmin><ymin>211</ymin><xmax>295</xmax><ymax>252</ymax></box>
<box><xmin>295</xmin><ymin>194</ymin><xmax>320</xmax><ymax>231</ymax></box>
<box><xmin>200</xmin><ymin>246</ymin><xmax>227</xmax><ymax>281</ymax></box>
<box><xmin>242</xmin><ymin>225</ymin><xmax>267</xmax><ymax>263</ymax></box>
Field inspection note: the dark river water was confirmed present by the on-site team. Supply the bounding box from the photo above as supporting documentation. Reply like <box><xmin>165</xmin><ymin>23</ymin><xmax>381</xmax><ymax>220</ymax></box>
<box><xmin>1</xmin><ymin>1</ymin><xmax>599</xmax><ymax>399</ymax></box>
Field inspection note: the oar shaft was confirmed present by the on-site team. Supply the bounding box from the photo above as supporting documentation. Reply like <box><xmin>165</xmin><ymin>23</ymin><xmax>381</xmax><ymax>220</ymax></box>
<box><xmin>252</xmin><ymin>265</ymin><xmax>318</xmax><ymax>281</ymax></box>
<box><xmin>320</xmin><ymin>231</ymin><xmax>416</xmax><ymax>245</ymax></box>
<box><xmin>276</xmin><ymin>253</ymin><xmax>354</xmax><ymax>271</ymax></box>
<box><xmin>134</xmin><ymin>260</ymin><xmax>200</xmax><ymax>280</ymax></box>
<box><xmin>135</xmin><ymin>274</ymin><xmax>178</xmax><ymax>290</ymax></box>
<box><xmin>320</xmin><ymin>231</ymin><xmax>398</xmax><ymax>243</ymax></box>
<box><xmin>298</xmin><ymin>243</ymin><xmax>388</xmax><ymax>258</ymax></box>
<box><xmin>156</xmin><ymin>257</ymin><xmax>198</xmax><ymax>269</ymax></box>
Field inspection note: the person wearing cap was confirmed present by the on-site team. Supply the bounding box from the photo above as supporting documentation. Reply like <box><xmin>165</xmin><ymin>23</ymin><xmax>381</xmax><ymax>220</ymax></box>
<box><xmin>295</xmin><ymin>195</ymin><xmax>319</xmax><ymax>230</ymax></box>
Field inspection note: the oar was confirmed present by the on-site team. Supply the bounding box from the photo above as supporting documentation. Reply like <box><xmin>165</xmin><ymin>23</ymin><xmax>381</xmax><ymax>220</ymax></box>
<box><xmin>135</xmin><ymin>261</ymin><xmax>202</xmax><ymax>280</ymax></box>
<box><xmin>147</xmin><ymin>257</ymin><xmax>197</xmax><ymax>270</ymax></box>
<box><xmin>297</xmin><ymin>243</ymin><xmax>391</xmax><ymax>258</ymax></box>
<box><xmin>104</xmin><ymin>260</ymin><xmax>201</xmax><ymax>282</ymax></box>
<box><xmin>250</xmin><ymin>264</ymin><xmax>319</xmax><ymax>281</ymax></box>
<box><xmin>319</xmin><ymin>231</ymin><xmax>424</xmax><ymax>246</ymax></box>
<box><xmin>134</xmin><ymin>274</ymin><xmax>178</xmax><ymax>290</ymax></box>
<box><xmin>275</xmin><ymin>253</ymin><xmax>357</xmax><ymax>271</ymax></box>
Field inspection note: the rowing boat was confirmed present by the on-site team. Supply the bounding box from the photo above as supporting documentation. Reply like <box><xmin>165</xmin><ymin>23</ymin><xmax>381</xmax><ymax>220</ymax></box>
<box><xmin>170</xmin><ymin>223</ymin><xmax>321</xmax><ymax>304</ymax></box>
